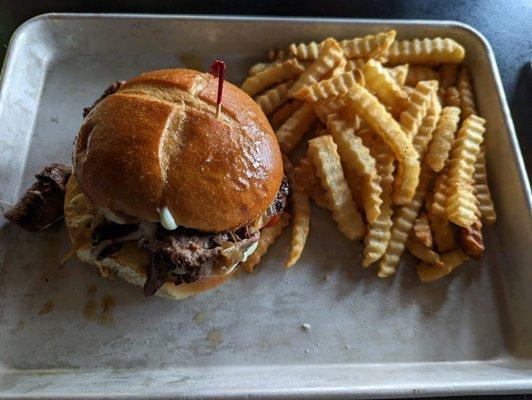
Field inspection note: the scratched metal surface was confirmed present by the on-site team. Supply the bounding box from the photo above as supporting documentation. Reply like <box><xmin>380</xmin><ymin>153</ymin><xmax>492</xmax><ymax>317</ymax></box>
<box><xmin>0</xmin><ymin>14</ymin><xmax>530</xmax><ymax>399</ymax></box>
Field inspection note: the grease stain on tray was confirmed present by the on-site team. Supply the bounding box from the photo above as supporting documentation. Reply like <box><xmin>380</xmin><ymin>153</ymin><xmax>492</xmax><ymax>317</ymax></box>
<box><xmin>37</xmin><ymin>301</ymin><xmax>54</xmax><ymax>315</ymax></box>
<box><xmin>97</xmin><ymin>295</ymin><xmax>116</xmax><ymax>327</ymax></box>
<box><xmin>206</xmin><ymin>328</ymin><xmax>222</xmax><ymax>347</ymax></box>
<box><xmin>193</xmin><ymin>310</ymin><xmax>207</xmax><ymax>324</ymax></box>
<box><xmin>179</xmin><ymin>54</ymin><xmax>204</xmax><ymax>71</ymax></box>
<box><xmin>83</xmin><ymin>299</ymin><xmax>98</xmax><ymax>320</ymax></box>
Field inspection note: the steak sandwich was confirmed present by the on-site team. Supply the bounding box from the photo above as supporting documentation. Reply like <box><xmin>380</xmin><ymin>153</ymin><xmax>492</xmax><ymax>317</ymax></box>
<box><xmin>8</xmin><ymin>68</ymin><xmax>288</xmax><ymax>299</ymax></box>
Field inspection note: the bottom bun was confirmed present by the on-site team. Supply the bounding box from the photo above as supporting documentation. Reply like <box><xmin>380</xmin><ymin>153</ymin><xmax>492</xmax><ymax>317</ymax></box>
<box><xmin>64</xmin><ymin>174</ymin><xmax>233</xmax><ymax>300</ymax></box>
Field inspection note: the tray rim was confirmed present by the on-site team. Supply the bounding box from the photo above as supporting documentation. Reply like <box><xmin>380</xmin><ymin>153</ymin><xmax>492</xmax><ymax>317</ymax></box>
<box><xmin>0</xmin><ymin>12</ymin><xmax>531</xmax><ymax>399</ymax></box>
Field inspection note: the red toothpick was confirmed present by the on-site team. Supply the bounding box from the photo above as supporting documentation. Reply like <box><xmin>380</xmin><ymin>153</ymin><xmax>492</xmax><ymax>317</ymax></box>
<box><xmin>209</xmin><ymin>60</ymin><xmax>227</xmax><ymax>118</ymax></box>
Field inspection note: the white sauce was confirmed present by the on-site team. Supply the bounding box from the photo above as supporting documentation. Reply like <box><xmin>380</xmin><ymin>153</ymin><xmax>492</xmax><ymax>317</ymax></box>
<box><xmin>158</xmin><ymin>206</ymin><xmax>178</xmax><ymax>230</ymax></box>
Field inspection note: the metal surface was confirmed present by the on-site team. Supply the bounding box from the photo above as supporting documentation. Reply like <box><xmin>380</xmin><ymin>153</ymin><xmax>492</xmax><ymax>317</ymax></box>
<box><xmin>0</xmin><ymin>14</ymin><xmax>530</xmax><ymax>399</ymax></box>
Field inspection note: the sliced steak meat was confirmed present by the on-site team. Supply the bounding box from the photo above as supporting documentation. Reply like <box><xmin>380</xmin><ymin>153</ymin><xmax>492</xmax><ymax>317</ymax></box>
<box><xmin>5</xmin><ymin>164</ymin><xmax>71</xmax><ymax>231</ymax></box>
<box><xmin>83</xmin><ymin>81</ymin><xmax>125</xmax><ymax>118</ymax></box>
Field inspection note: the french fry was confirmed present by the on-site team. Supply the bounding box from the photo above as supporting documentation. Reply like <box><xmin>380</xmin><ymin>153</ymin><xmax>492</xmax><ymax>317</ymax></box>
<box><xmin>241</xmin><ymin>59</ymin><xmax>305</xmax><ymax>96</ymax></box>
<box><xmin>327</xmin><ymin>115</ymin><xmax>382</xmax><ymax>223</ymax></box>
<box><xmin>383</xmin><ymin>37</ymin><xmax>465</xmax><ymax>65</ymax></box>
<box><xmin>325</xmin><ymin>56</ymin><xmax>347</xmax><ymax>79</ymax></box>
<box><xmin>457</xmin><ymin>67</ymin><xmax>478</xmax><ymax>120</ymax></box>
<box><xmin>362</xmin><ymin>59</ymin><xmax>410</xmax><ymax>116</ymax></box>
<box><xmin>254</xmin><ymin>80</ymin><xmax>293</xmax><ymax>115</ymax></box>
<box><xmin>453</xmin><ymin>219</ymin><xmax>484</xmax><ymax>260</ymax></box>
<box><xmin>283</xmin><ymin>157</ymin><xmax>310</xmax><ymax>268</ymax></box>
<box><xmin>400</xmin><ymin>80</ymin><xmax>438</xmax><ymax>139</ymax></box>
<box><xmin>289</xmin><ymin>41</ymin><xmax>322</xmax><ymax>61</ymax></box>
<box><xmin>241</xmin><ymin>212</ymin><xmax>290</xmax><ymax>273</ymax></box>
<box><xmin>439</xmin><ymin>64</ymin><xmax>459</xmax><ymax>89</ymax></box>
<box><xmin>358</xmin><ymin>131</ymin><xmax>395</xmax><ymax>267</ymax></box>
<box><xmin>294</xmin><ymin>156</ymin><xmax>330</xmax><ymax>210</ymax></box>
<box><xmin>297</xmin><ymin>70</ymin><xmax>361</xmax><ymax>102</ymax></box>
<box><xmin>308</xmin><ymin>135</ymin><xmax>365</xmax><ymax>240</ymax></box>
<box><xmin>275</xmin><ymin>102</ymin><xmax>317</xmax><ymax>154</ymax></box>
<box><xmin>425</xmin><ymin>106</ymin><xmax>461</xmax><ymax>172</ymax></box>
<box><xmin>387</xmin><ymin>64</ymin><xmax>409</xmax><ymax>86</ymax></box>
<box><xmin>345</xmin><ymin>83</ymin><xmax>420</xmax><ymax>204</ymax></box>
<box><xmin>249</xmin><ymin>60</ymin><xmax>279</xmax><ymax>76</ymax></box>
<box><xmin>313</xmin><ymin>97</ymin><xmax>347</xmax><ymax>123</ymax></box>
<box><xmin>412</xmin><ymin>212</ymin><xmax>433</xmax><ymax>248</ymax></box>
<box><xmin>412</xmin><ymin>92</ymin><xmax>442</xmax><ymax>157</ymax></box>
<box><xmin>445</xmin><ymin>115</ymin><xmax>486</xmax><ymax>227</ymax></box>
<box><xmin>270</xmin><ymin>100</ymin><xmax>302</xmax><ymax>130</ymax></box>
<box><xmin>289</xmin><ymin>38</ymin><xmax>344</xmax><ymax>98</ymax></box>
<box><xmin>379</xmin><ymin>166</ymin><xmax>433</xmax><ymax>277</ymax></box>
<box><xmin>426</xmin><ymin>192</ymin><xmax>457</xmax><ymax>252</ymax></box>
<box><xmin>341</xmin><ymin>30</ymin><xmax>397</xmax><ymax>59</ymax></box>
<box><xmin>416</xmin><ymin>249</ymin><xmax>469</xmax><ymax>283</ymax></box>
<box><xmin>444</xmin><ymin>86</ymin><xmax>461</xmax><ymax>108</ymax></box>
<box><xmin>346</xmin><ymin>58</ymin><xmax>366</xmax><ymax>72</ymax></box>
<box><xmin>405</xmin><ymin>65</ymin><xmax>440</xmax><ymax>87</ymax></box>
<box><xmin>473</xmin><ymin>146</ymin><xmax>497</xmax><ymax>225</ymax></box>
<box><xmin>342</xmin><ymin>164</ymin><xmax>363</xmax><ymax>213</ymax></box>
<box><xmin>268</xmin><ymin>49</ymin><xmax>288</xmax><ymax>61</ymax></box>
<box><xmin>406</xmin><ymin>237</ymin><xmax>442</xmax><ymax>265</ymax></box>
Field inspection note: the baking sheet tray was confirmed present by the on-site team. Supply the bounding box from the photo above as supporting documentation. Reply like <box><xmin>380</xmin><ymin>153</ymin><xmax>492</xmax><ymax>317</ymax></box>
<box><xmin>0</xmin><ymin>14</ymin><xmax>531</xmax><ymax>399</ymax></box>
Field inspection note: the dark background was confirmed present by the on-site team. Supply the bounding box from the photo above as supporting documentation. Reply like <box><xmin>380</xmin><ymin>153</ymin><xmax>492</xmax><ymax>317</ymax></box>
<box><xmin>0</xmin><ymin>1</ymin><xmax>530</xmax><ymax>399</ymax></box>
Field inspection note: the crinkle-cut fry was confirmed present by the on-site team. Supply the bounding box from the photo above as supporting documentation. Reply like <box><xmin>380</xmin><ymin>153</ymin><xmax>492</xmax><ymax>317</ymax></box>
<box><xmin>362</xmin><ymin>59</ymin><xmax>410</xmax><ymax>117</ymax></box>
<box><xmin>358</xmin><ymin>131</ymin><xmax>395</xmax><ymax>267</ymax></box>
<box><xmin>412</xmin><ymin>93</ymin><xmax>442</xmax><ymax>157</ymax></box>
<box><xmin>412</xmin><ymin>212</ymin><xmax>433</xmax><ymax>248</ymax></box>
<box><xmin>297</xmin><ymin>70</ymin><xmax>361</xmax><ymax>102</ymax></box>
<box><xmin>289</xmin><ymin>41</ymin><xmax>322</xmax><ymax>61</ymax></box>
<box><xmin>439</xmin><ymin>64</ymin><xmax>459</xmax><ymax>89</ymax></box>
<box><xmin>270</xmin><ymin>100</ymin><xmax>302</xmax><ymax>130</ymax></box>
<box><xmin>324</xmin><ymin>56</ymin><xmax>347</xmax><ymax>79</ymax></box>
<box><xmin>308</xmin><ymin>135</ymin><xmax>365</xmax><ymax>240</ymax></box>
<box><xmin>426</xmin><ymin>191</ymin><xmax>457</xmax><ymax>252</ymax></box>
<box><xmin>457</xmin><ymin>67</ymin><xmax>478</xmax><ymax>120</ymax></box>
<box><xmin>416</xmin><ymin>249</ymin><xmax>469</xmax><ymax>283</ymax></box>
<box><xmin>313</xmin><ymin>97</ymin><xmax>347</xmax><ymax>123</ymax></box>
<box><xmin>346</xmin><ymin>83</ymin><xmax>420</xmax><ymax>205</ymax></box>
<box><xmin>473</xmin><ymin>146</ymin><xmax>496</xmax><ymax>225</ymax></box>
<box><xmin>378</xmin><ymin>166</ymin><xmax>434</xmax><ymax>277</ymax></box>
<box><xmin>254</xmin><ymin>80</ymin><xmax>293</xmax><ymax>115</ymax></box>
<box><xmin>241</xmin><ymin>212</ymin><xmax>290</xmax><ymax>273</ymax></box>
<box><xmin>275</xmin><ymin>102</ymin><xmax>317</xmax><ymax>154</ymax></box>
<box><xmin>283</xmin><ymin>157</ymin><xmax>310</xmax><ymax>268</ymax></box>
<box><xmin>400</xmin><ymin>80</ymin><xmax>438</xmax><ymax>139</ymax></box>
<box><xmin>431</xmin><ymin>168</ymin><xmax>450</xmax><ymax>217</ymax></box>
<box><xmin>425</xmin><ymin>106</ymin><xmax>461</xmax><ymax>172</ymax></box>
<box><xmin>327</xmin><ymin>114</ymin><xmax>382</xmax><ymax>223</ymax></box>
<box><xmin>241</xmin><ymin>59</ymin><xmax>305</xmax><ymax>96</ymax></box>
<box><xmin>387</xmin><ymin>64</ymin><xmax>409</xmax><ymax>86</ymax></box>
<box><xmin>341</xmin><ymin>30</ymin><xmax>397</xmax><ymax>59</ymax></box>
<box><xmin>268</xmin><ymin>49</ymin><xmax>289</xmax><ymax>61</ymax></box>
<box><xmin>383</xmin><ymin>37</ymin><xmax>465</xmax><ymax>65</ymax></box>
<box><xmin>249</xmin><ymin>60</ymin><xmax>279</xmax><ymax>76</ymax></box>
<box><xmin>406</xmin><ymin>237</ymin><xmax>442</xmax><ymax>266</ymax></box>
<box><xmin>445</xmin><ymin>115</ymin><xmax>486</xmax><ymax>227</ymax></box>
<box><xmin>453</xmin><ymin>219</ymin><xmax>484</xmax><ymax>260</ymax></box>
<box><xmin>342</xmin><ymin>163</ymin><xmax>363</xmax><ymax>213</ymax></box>
<box><xmin>444</xmin><ymin>86</ymin><xmax>461</xmax><ymax>108</ymax></box>
<box><xmin>294</xmin><ymin>156</ymin><xmax>330</xmax><ymax>210</ymax></box>
<box><xmin>289</xmin><ymin>38</ymin><xmax>344</xmax><ymax>98</ymax></box>
<box><xmin>346</xmin><ymin>58</ymin><xmax>366</xmax><ymax>72</ymax></box>
<box><xmin>404</xmin><ymin>65</ymin><xmax>440</xmax><ymax>87</ymax></box>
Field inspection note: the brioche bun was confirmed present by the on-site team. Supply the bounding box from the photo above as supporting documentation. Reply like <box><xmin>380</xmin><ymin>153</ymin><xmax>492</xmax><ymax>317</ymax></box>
<box><xmin>74</xmin><ymin>68</ymin><xmax>283</xmax><ymax>233</ymax></box>
<box><xmin>64</xmin><ymin>175</ymin><xmax>233</xmax><ymax>300</ymax></box>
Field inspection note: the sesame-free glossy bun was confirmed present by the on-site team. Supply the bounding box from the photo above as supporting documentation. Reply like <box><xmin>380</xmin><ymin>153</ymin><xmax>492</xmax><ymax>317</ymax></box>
<box><xmin>74</xmin><ymin>69</ymin><xmax>283</xmax><ymax>232</ymax></box>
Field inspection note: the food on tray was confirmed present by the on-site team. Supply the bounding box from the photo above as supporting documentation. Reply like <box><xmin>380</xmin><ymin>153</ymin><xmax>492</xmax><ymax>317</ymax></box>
<box><xmin>243</xmin><ymin>31</ymin><xmax>495</xmax><ymax>282</ymax></box>
<box><xmin>6</xmin><ymin>67</ymin><xmax>289</xmax><ymax>299</ymax></box>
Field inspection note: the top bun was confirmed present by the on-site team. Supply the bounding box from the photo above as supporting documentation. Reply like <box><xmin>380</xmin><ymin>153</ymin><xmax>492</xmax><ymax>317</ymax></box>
<box><xmin>74</xmin><ymin>69</ymin><xmax>283</xmax><ymax>232</ymax></box>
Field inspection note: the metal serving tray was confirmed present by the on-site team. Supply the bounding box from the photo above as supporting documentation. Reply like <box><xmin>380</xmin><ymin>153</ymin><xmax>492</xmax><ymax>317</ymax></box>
<box><xmin>0</xmin><ymin>14</ymin><xmax>530</xmax><ymax>399</ymax></box>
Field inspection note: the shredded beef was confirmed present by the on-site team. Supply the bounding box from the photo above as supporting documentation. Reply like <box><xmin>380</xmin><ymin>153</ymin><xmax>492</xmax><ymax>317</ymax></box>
<box><xmin>83</xmin><ymin>81</ymin><xmax>125</xmax><ymax>118</ymax></box>
<box><xmin>5</xmin><ymin>164</ymin><xmax>71</xmax><ymax>231</ymax></box>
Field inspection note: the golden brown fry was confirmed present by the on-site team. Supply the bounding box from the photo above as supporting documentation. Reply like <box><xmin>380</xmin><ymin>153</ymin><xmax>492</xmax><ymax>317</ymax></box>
<box><xmin>378</xmin><ymin>166</ymin><xmax>433</xmax><ymax>277</ymax></box>
<box><xmin>445</xmin><ymin>115</ymin><xmax>486</xmax><ymax>227</ymax></box>
<box><xmin>400</xmin><ymin>80</ymin><xmax>438</xmax><ymax>139</ymax></box>
<box><xmin>249</xmin><ymin>60</ymin><xmax>279</xmax><ymax>76</ymax></box>
<box><xmin>283</xmin><ymin>157</ymin><xmax>310</xmax><ymax>268</ymax></box>
<box><xmin>324</xmin><ymin>56</ymin><xmax>347</xmax><ymax>79</ymax></box>
<box><xmin>416</xmin><ymin>249</ymin><xmax>469</xmax><ymax>283</ymax></box>
<box><xmin>412</xmin><ymin>93</ymin><xmax>442</xmax><ymax>157</ymax></box>
<box><xmin>453</xmin><ymin>219</ymin><xmax>484</xmax><ymax>260</ymax></box>
<box><xmin>444</xmin><ymin>86</ymin><xmax>461</xmax><ymax>108</ymax></box>
<box><xmin>313</xmin><ymin>97</ymin><xmax>348</xmax><ymax>123</ymax></box>
<box><xmin>297</xmin><ymin>70</ymin><xmax>361</xmax><ymax>102</ymax></box>
<box><xmin>383</xmin><ymin>37</ymin><xmax>465</xmax><ymax>65</ymax></box>
<box><xmin>275</xmin><ymin>102</ymin><xmax>317</xmax><ymax>154</ymax></box>
<box><xmin>308</xmin><ymin>135</ymin><xmax>365</xmax><ymax>240</ymax></box>
<box><xmin>425</xmin><ymin>106</ymin><xmax>461</xmax><ymax>172</ymax></box>
<box><xmin>439</xmin><ymin>64</ymin><xmax>459</xmax><ymax>89</ymax></box>
<box><xmin>412</xmin><ymin>212</ymin><xmax>433</xmax><ymax>248</ymax></box>
<box><xmin>289</xmin><ymin>41</ymin><xmax>322</xmax><ymax>61</ymax></box>
<box><xmin>457</xmin><ymin>67</ymin><xmax>478</xmax><ymax>120</ymax></box>
<box><xmin>345</xmin><ymin>83</ymin><xmax>420</xmax><ymax>204</ymax></box>
<box><xmin>387</xmin><ymin>64</ymin><xmax>409</xmax><ymax>86</ymax></box>
<box><xmin>254</xmin><ymin>80</ymin><xmax>293</xmax><ymax>115</ymax></box>
<box><xmin>241</xmin><ymin>59</ymin><xmax>305</xmax><ymax>96</ymax></box>
<box><xmin>426</xmin><ymin>191</ymin><xmax>457</xmax><ymax>252</ymax></box>
<box><xmin>405</xmin><ymin>65</ymin><xmax>440</xmax><ymax>87</ymax></box>
<box><xmin>294</xmin><ymin>156</ymin><xmax>330</xmax><ymax>210</ymax></box>
<box><xmin>431</xmin><ymin>168</ymin><xmax>450</xmax><ymax>217</ymax></box>
<box><xmin>270</xmin><ymin>100</ymin><xmax>302</xmax><ymax>130</ymax></box>
<box><xmin>289</xmin><ymin>38</ymin><xmax>344</xmax><ymax>98</ymax></box>
<box><xmin>341</xmin><ymin>30</ymin><xmax>397</xmax><ymax>59</ymax></box>
<box><xmin>346</xmin><ymin>58</ymin><xmax>366</xmax><ymax>71</ymax></box>
<box><xmin>241</xmin><ymin>212</ymin><xmax>290</xmax><ymax>273</ymax></box>
<box><xmin>327</xmin><ymin>114</ymin><xmax>382</xmax><ymax>223</ymax></box>
<box><xmin>362</xmin><ymin>59</ymin><xmax>410</xmax><ymax>116</ymax></box>
<box><xmin>406</xmin><ymin>237</ymin><xmax>442</xmax><ymax>265</ymax></box>
<box><xmin>473</xmin><ymin>146</ymin><xmax>497</xmax><ymax>225</ymax></box>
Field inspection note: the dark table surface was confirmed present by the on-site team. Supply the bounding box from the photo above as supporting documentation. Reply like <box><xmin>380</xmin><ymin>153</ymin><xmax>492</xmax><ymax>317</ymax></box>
<box><xmin>0</xmin><ymin>1</ymin><xmax>530</xmax><ymax>399</ymax></box>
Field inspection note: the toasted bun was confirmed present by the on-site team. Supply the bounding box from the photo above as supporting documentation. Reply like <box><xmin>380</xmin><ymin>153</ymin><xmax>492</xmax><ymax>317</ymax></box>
<box><xmin>64</xmin><ymin>175</ymin><xmax>233</xmax><ymax>300</ymax></box>
<box><xmin>74</xmin><ymin>68</ymin><xmax>283</xmax><ymax>232</ymax></box>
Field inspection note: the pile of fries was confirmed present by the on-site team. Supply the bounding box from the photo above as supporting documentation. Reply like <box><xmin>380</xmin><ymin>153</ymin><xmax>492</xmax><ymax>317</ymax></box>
<box><xmin>240</xmin><ymin>30</ymin><xmax>496</xmax><ymax>282</ymax></box>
